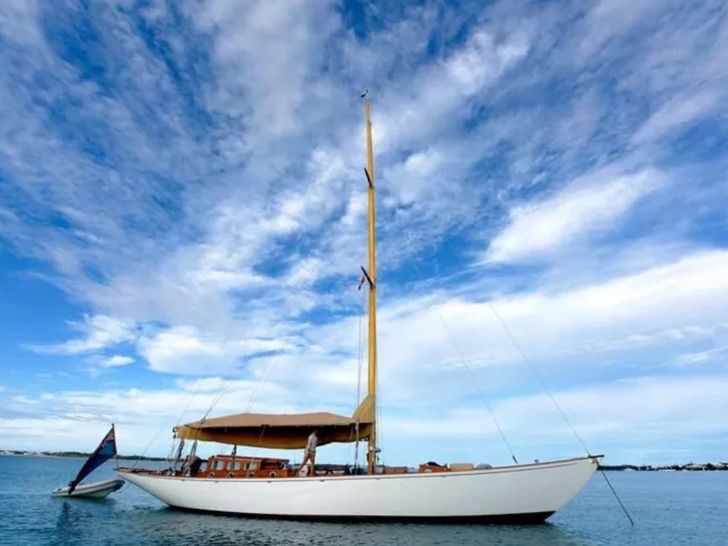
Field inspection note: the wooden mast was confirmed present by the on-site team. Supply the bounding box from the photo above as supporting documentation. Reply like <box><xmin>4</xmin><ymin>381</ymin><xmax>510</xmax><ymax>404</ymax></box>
<box><xmin>363</xmin><ymin>95</ymin><xmax>378</xmax><ymax>474</ymax></box>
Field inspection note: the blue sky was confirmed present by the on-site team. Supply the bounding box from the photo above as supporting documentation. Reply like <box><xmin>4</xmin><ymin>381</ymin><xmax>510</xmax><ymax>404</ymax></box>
<box><xmin>1</xmin><ymin>0</ymin><xmax>727</xmax><ymax>466</ymax></box>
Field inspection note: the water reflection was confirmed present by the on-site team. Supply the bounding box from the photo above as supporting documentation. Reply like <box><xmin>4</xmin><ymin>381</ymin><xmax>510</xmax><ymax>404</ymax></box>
<box><xmin>52</xmin><ymin>496</ymin><xmax>120</xmax><ymax>545</ymax></box>
<box><xmin>53</xmin><ymin>502</ymin><xmax>85</xmax><ymax>544</ymax></box>
<box><xmin>124</xmin><ymin>508</ymin><xmax>593</xmax><ymax>546</ymax></box>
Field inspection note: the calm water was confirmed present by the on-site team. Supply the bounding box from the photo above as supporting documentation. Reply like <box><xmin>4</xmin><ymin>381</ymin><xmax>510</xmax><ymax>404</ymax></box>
<box><xmin>1</xmin><ymin>455</ymin><xmax>726</xmax><ymax>545</ymax></box>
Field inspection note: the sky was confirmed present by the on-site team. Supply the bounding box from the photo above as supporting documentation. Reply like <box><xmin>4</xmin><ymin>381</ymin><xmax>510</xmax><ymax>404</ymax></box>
<box><xmin>1</xmin><ymin>0</ymin><xmax>727</xmax><ymax>467</ymax></box>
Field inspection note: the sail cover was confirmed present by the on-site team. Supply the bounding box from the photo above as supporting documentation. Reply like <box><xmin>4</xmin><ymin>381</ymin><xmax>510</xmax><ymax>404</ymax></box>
<box><xmin>176</xmin><ymin>399</ymin><xmax>374</xmax><ymax>449</ymax></box>
<box><xmin>69</xmin><ymin>425</ymin><xmax>117</xmax><ymax>493</ymax></box>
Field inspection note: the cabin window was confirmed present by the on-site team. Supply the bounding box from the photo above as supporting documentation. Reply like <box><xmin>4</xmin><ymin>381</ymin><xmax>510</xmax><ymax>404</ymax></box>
<box><xmin>228</xmin><ymin>462</ymin><xmax>241</xmax><ymax>471</ymax></box>
<box><xmin>213</xmin><ymin>460</ymin><xmax>225</xmax><ymax>471</ymax></box>
<box><xmin>244</xmin><ymin>462</ymin><xmax>258</xmax><ymax>471</ymax></box>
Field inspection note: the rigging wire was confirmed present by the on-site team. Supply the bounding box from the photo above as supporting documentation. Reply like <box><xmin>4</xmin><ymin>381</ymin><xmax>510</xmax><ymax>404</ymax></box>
<box><xmin>181</xmin><ymin>337</ymin><xmax>231</xmax><ymax>423</ymax></box>
<box><xmin>376</xmin><ymin>353</ymin><xmax>385</xmax><ymax>468</ymax></box>
<box><xmin>353</xmin><ymin>285</ymin><xmax>366</xmax><ymax>469</ymax></box>
<box><xmin>393</xmin><ymin>232</ymin><xmax>520</xmax><ymax>464</ymax></box>
<box><xmin>174</xmin><ymin>319</ymin><xmax>283</xmax><ymax>471</ymax></box>
<box><xmin>239</xmin><ymin>346</ymin><xmax>279</xmax><ymax>419</ymax></box>
<box><xmin>486</xmin><ymin>303</ymin><xmax>591</xmax><ymax>456</ymax></box>
<box><xmin>131</xmin><ymin>419</ymin><xmax>173</xmax><ymax>470</ymax></box>
<box><xmin>132</xmin><ymin>336</ymin><xmax>242</xmax><ymax>468</ymax></box>
<box><xmin>397</xmin><ymin>245</ymin><xmax>520</xmax><ymax>465</ymax></box>
<box><xmin>434</xmin><ymin>306</ymin><xmax>520</xmax><ymax>465</ymax></box>
<box><xmin>203</xmin><ymin>383</ymin><xmax>232</xmax><ymax>420</ymax></box>
<box><xmin>201</xmin><ymin>318</ymin><xmax>275</xmax><ymax>424</ymax></box>
<box><xmin>434</xmin><ymin>232</ymin><xmax>632</xmax><ymax>522</ymax></box>
<box><xmin>486</xmin><ymin>302</ymin><xmax>634</xmax><ymax>525</ymax></box>
<box><xmin>132</xmin><ymin>336</ymin><xmax>235</xmax><ymax>469</ymax></box>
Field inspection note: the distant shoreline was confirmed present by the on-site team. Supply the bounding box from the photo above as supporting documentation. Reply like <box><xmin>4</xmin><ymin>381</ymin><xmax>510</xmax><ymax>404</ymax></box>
<box><xmin>2</xmin><ymin>451</ymin><xmax>726</xmax><ymax>470</ymax></box>
<box><xmin>600</xmin><ymin>463</ymin><xmax>728</xmax><ymax>471</ymax></box>
<box><xmin>0</xmin><ymin>450</ymin><xmax>166</xmax><ymax>462</ymax></box>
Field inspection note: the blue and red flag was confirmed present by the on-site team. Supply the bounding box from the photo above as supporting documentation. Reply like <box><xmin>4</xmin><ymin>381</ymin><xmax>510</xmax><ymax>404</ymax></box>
<box><xmin>68</xmin><ymin>425</ymin><xmax>117</xmax><ymax>493</ymax></box>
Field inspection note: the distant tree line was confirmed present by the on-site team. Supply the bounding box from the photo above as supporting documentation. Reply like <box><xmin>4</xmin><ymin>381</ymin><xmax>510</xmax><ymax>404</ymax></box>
<box><xmin>0</xmin><ymin>450</ymin><xmax>166</xmax><ymax>461</ymax></box>
<box><xmin>600</xmin><ymin>463</ymin><xmax>728</xmax><ymax>471</ymax></box>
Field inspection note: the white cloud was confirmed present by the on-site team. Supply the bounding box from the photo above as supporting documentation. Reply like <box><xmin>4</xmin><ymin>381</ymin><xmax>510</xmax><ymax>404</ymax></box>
<box><xmin>0</xmin><ymin>0</ymin><xmax>46</xmax><ymax>47</ymax></box>
<box><xmin>27</xmin><ymin>315</ymin><xmax>136</xmax><ymax>355</ymax></box>
<box><xmin>285</xmin><ymin>257</ymin><xmax>324</xmax><ymax>286</ymax></box>
<box><xmin>578</xmin><ymin>0</ymin><xmax>667</xmax><ymax>60</ymax></box>
<box><xmin>136</xmin><ymin>326</ymin><xmax>297</xmax><ymax>375</ymax></box>
<box><xmin>633</xmin><ymin>90</ymin><xmax>722</xmax><ymax>144</ymax></box>
<box><xmin>581</xmin><ymin>324</ymin><xmax>727</xmax><ymax>354</ymax></box>
<box><xmin>376</xmin><ymin>25</ymin><xmax>530</xmax><ymax>154</ymax></box>
<box><xmin>385</xmin><ymin>374</ymin><xmax>728</xmax><ymax>464</ymax></box>
<box><xmin>384</xmin><ymin>145</ymin><xmax>467</xmax><ymax>207</ymax></box>
<box><xmin>485</xmin><ymin>168</ymin><xmax>662</xmax><ymax>263</ymax></box>
<box><xmin>444</xmin><ymin>30</ymin><xmax>529</xmax><ymax>96</ymax></box>
<box><xmin>11</xmin><ymin>395</ymin><xmax>38</xmax><ymax>405</ymax></box>
<box><xmin>4</xmin><ymin>250</ymin><xmax>728</xmax><ymax>461</ymax></box>
<box><xmin>98</xmin><ymin>355</ymin><xmax>134</xmax><ymax>368</ymax></box>
<box><xmin>3</xmin><ymin>371</ymin><xmax>726</xmax><ymax>465</ymax></box>
<box><xmin>672</xmin><ymin>346</ymin><xmax>728</xmax><ymax>367</ymax></box>
<box><xmin>0</xmin><ymin>375</ymin><xmax>316</xmax><ymax>455</ymax></box>
<box><xmin>191</xmin><ymin>0</ymin><xmax>340</xmax><ymax>140</ymax></box>
<box><xmin>273</xmin><ymin>249</ymin><xmax>728</xmax><ymax>412</ymax></box>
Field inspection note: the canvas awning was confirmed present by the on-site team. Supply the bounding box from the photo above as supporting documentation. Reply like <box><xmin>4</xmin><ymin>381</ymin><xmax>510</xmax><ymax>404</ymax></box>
<box><xmin>175</xmin><ymin>396</ymin><xmax>375</xmax><ymax>449</ymax></box>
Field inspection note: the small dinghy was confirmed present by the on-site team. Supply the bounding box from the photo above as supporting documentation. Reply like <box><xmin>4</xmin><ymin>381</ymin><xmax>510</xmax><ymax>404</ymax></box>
<box><xmin>52</xmin><ymin>425</ymin><xmax>125</xmax><ymax>499</ymax></box>
<box><xmin>52</xmin><ymin>478</ymin><xmax>124</xmax><ymax>499</ymax></box>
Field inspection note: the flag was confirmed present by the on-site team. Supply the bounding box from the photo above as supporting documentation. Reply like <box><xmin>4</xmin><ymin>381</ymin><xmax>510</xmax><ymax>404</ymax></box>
<box><xmin>68</xmin><ymin>425</ymin><xmax>117</xmax><ymax>494</ymax></box>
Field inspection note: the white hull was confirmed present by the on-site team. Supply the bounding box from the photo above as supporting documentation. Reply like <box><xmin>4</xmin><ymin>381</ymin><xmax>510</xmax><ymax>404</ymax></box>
<box><xmin>51</xmin><ymin>478</ymin><xmax>125</xmax><ymax>499</ymax></box>
<box><xmin>118</xmin><ymin>455</ymin><xmax>600</xmax><ymax>523</ymax></box>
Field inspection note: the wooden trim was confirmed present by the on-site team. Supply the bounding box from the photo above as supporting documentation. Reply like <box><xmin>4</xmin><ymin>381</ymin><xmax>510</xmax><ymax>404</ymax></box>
<box><xmin>116</xmin><ymin>454</ymin><xmax>602</xmax><ymax>484</ymax></box>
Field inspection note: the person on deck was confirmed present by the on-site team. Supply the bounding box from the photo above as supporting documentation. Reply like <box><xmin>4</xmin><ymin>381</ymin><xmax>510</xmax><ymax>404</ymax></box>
<box><xmin>299</xmin><ymin>430</ymin><xmax>318</xmax><ymax>476</ymax></box>
<box><xmin>182</xmin><ymin>454</ymin><xmax>202</xmax><ymax>476</ymax></box>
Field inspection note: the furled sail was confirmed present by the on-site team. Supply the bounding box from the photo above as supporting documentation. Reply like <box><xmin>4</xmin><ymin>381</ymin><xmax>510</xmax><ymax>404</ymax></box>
<box><xmin>176</xmin><ymin>397</ymin><xmax>374</xmax><ymax>449</ymax></box>
<box><xmin>69</xmin><ymin>425</ymin><xmax>118</xmax><ymax>493</ymax></box>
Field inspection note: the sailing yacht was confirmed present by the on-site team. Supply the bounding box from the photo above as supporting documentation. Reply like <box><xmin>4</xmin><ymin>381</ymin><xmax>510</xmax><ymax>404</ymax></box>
<box><xmin>118</xmin><ymin>97</ymin><xmax>602</xmax><ymax>523</ymax></box>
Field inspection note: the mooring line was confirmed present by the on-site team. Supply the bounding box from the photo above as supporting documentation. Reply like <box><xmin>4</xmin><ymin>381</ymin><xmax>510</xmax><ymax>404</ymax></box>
<box><xmin>598</xmin><ymin>466</ymin><xmax>635</xmax><ymax>526</ymax></box>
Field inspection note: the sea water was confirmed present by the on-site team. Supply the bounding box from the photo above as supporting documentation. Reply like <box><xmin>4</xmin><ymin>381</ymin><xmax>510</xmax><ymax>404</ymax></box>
<box><xmin>1</xmin><ymin>455</ymin><xmax>726</xmax><ymax>545</ymax></box>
